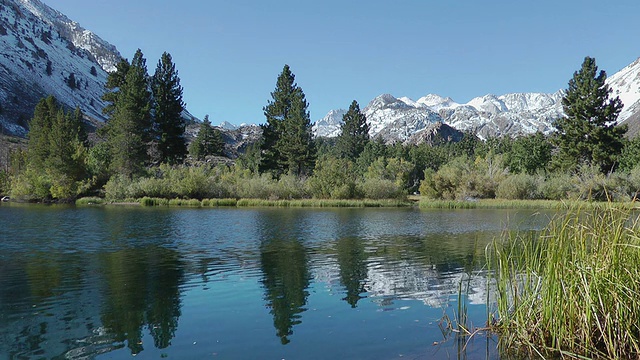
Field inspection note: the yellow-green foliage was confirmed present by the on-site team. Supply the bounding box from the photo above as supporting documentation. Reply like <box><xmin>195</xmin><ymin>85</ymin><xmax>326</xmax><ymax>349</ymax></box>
<box><xmin>307</xmin><ymin>156</ymin><xmax>357</xmax><ymax>199</ymax></box>
<box><xmin>419</xmin><ymin>155</ymin><xmax>506</xmax><ymax>200</ymax></box>
<box><xmin>495</xmin><ymin>173</ymin><xmax>541</xmax><ymax>200</ymax></box>
<box><xmin>364</xmin><ymin>157</ymin><xmax>413</xmax><ymax>188</ymax></box>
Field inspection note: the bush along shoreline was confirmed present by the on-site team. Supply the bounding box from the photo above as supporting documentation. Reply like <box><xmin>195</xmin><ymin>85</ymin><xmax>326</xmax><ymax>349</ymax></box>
<box><xmin>135</xmin><ymin>197</ymin><xmax>411</xmax><ymax>208</ymax></box>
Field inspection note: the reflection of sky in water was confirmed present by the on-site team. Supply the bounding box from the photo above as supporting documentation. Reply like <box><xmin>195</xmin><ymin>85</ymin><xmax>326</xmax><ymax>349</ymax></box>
<box><xmin>0</xmin><ymin>205</ymin><xmax>552</xmax><ymax>359</ymax></box>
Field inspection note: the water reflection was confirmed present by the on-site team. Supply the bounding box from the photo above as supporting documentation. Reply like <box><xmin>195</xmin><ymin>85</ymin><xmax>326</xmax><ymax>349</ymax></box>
<box><xmin>257</xmin><ymin>210</ymin><xmax>312</xmax><ymax>344</ymax></box>
<box><xmin>336</xmin><ymin>237</ymin><xmax>367</xmax><ymax>307</ymax></box>
<box><xmin>0</xmin><ymin>205</ymin><xmax>554</xmax><ymax>359</ymax></box>
<box><xmin>99</xmin><ymin>246</ymin><xmax>183</xmax><ymax>355</ymax></box>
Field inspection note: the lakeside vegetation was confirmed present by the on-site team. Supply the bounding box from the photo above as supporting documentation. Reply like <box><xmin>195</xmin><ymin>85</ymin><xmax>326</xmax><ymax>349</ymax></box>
<box><xmin>132</xmin><ymin>197</ymin><xmax>410</xmax><ymax>208</ymax></box>
<box><xmin>2</xmin><ymin>55</ymin><xmax>640</xmax><ymax>209</ymax></box>
<box><xmin>486</xmin><ymin>206</ymin><xmax>640</xmax><ymax>359</ymax></box>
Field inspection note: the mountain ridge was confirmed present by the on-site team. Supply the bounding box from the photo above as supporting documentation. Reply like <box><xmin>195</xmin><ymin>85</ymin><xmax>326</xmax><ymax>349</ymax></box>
<box><xmin>0</xmin><ymin>0</ymin><xmax>120</xmax><ymax>136</ymax></box>
<box><xmin>314</xmin><ymin>58</ymin><xmax>640</xmax><ymax>142</ymax></box>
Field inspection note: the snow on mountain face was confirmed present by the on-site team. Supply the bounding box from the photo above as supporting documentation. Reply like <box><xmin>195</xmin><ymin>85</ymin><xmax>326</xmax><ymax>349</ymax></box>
<box><xmin>416</xmin><ymin>94</ymin><xmax>459</xmax><ymax>110</ymax></box>
<box><xmin>312</xmin><ymin>108</ymin><xmax>346</xmax><ymax>138</ymax></box>
<box><xmin>607</xmin><ymin>57</ymin><xmax>640</xmax><ymax>125</ymax></box>
<box><xmin>363</xmin><ymin>94</ymin><xmax>442</xmax><ymax>143</ymax></box>
<box><xmin>314</xmin><ymin>92</ymin><xmax>564</xmax><ymax>142</ymax></box>
<box><xmin>314</xmin><ymin>57</ymin><xmax>640</xmax><ymax>142</ymax></box>
<box><xmin>15</xmin><ymin>0</ymin><xmax>120</xmax><ymax>72</ymax></box>
<box><xmin>0</xmin><ymin>0</ymin><xmax>122</xmax><ymax>136</ymax></box>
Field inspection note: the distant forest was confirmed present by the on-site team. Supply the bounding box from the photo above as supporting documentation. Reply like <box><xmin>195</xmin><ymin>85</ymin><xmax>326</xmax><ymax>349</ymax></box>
<box><xmin>3</xmin><ymin>54</ymin><xmax>640</xmax><ymax>203</ymax></box>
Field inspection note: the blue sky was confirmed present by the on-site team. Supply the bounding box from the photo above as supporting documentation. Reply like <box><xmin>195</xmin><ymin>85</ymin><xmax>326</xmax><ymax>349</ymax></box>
<box><xmin>46</xmin><ymin>0</ymin><xmax>640</xmax><ymax>126</ymax></box>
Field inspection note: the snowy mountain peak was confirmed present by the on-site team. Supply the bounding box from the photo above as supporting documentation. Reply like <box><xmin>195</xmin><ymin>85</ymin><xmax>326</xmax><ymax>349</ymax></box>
<box><xmin>498</xmin><ymin>92</ymin><xmax>564</xmax><ymax>112</ymax></box>
<box><xmin>466</xmin><ymin>94</ymin><xmax>508</xmax><ymax>114</ymax></box>
<box><xmin>219</xmin><ymin>121</ymin><xmax>238</xmax><ymax>130</ymax></box>
<box><xmin>313</xmin><ymin>108</ymin><xmax>346</xmax><ymax>138</ymax></box>
<box><xmin>416</xmin><ymin>94</ymin><xmax>459</xmax><ymax>110</ymax></box>
<box><xmin>15</xmin><ymin>0</ymin><xmax>121</xmax><ymax>72</ymax></box>
<box><xmin>367</xmin><ymin>94</ymin><xmax>413</xmax><ymax>110</ymax></box>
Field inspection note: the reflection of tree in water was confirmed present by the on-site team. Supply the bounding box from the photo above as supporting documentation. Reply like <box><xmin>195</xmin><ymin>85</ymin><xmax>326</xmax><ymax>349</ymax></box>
<box><xmin>260</xmin><ymin>237</ymin><xmax>310</xmax><ymax>345</ymax></box>
<box><xmin>100</xmin><ymin>246</ymin><xmax>183</xmax><ymax>355</ymax></box>
<box><xmin>336</xmin><ymin>237</ymin><xmax>368</xmax><ymax>308</ymax></box>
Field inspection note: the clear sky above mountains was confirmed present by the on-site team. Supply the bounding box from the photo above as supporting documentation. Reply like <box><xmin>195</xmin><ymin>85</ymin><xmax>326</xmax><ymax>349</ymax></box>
<box><xmin>46</xmin><ymin>0</ymin><xmax>640</xmax><ymax>126</ymax></box>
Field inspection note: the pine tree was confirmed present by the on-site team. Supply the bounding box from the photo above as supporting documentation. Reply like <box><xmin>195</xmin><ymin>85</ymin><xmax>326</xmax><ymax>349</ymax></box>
<box><xmin>189</xmin><ymin>115</ymin><xmax>224</xmax><ymax>160</ymax></box>
<box><xmin>552</xmin><ymin>56</ymin><xmax>626</xmax><ymax>173</ymax></box>
<box><xmin>261</xmin><ymin>65</ymin><xmax>315</xmax><ymax>176</ymax></box>
<box><xmin>105</xmin><ymin>49</ymin><xmax>152</xmax><ymax>178</ymax></box>
<box><xmin>151</xmin><ymin>52</ymin><xmax>186</xmax><ymax>164</ymax></box>
<box><xmin>22</xmin><ymin>96</ymin><xmax>87</xmax><ymax>199</ymax></box>
<box><xmin>67</xmin><ymin>72</ymin><xmax>77</xmax><ymax>89</ymax></box>
<box><xmin>277</xmin><ymin>90</ymin><xmax>316</xmax><ymax>176</ymax></box>
<box><xmin>27</xmin><ymin>96</ymin><xmax>58</xmax><ymax>169</ymax></box>
<box><xmin>336</xmin><ymin>100</ymin><xmax>369</xmax><ymax>160</ymax></box>
<box><xmin>102</xmin><ymin>58</ymin><xmax>130</xmax><ymax>118</ymax></box>
<box><xmin>47</xmin><ymin>108</ymin><xmax>87</xmax><ymax>182</ymax></box>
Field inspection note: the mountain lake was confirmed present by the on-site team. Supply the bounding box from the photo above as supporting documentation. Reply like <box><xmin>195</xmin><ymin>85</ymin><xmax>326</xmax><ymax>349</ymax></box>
<box><xmin>0</xmin><ymin>204</ymin><xmax>555</xmax><ymax>359</ymax></box>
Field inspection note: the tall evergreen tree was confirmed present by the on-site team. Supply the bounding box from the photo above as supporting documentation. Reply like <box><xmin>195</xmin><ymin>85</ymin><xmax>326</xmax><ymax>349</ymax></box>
<box><xmin>552</xmin><ymin>56</ymin><xmax>626</xmax><ymax>173</ymax></box>
<box><xmin>27</xmin><ymin>96</ymin><xmax>59</xmax><ymax>169</ymax></box>
<box><xmin>102</xmin><ymin>58</ymin><xmax>131</xmax><ymax>118</ymax></box>
<box><xmin>189</xmin><ymin>115</ymin><xmax>224</xmax><ymax>160</ymax></box>
<box><xmin>336</xmin><ymin>100</ymin><xmax>369</xmax><ymax>160</ymax></box>
<box><xmin>105</xmin><ymin>49</ymin><xmax>152</xmax><ymax>178</ymax></box>
<box><xmin>151</xmin><ymin>52</ymin><xmax>186</xmax><ymax>164</ymax></box>
<box><xmin>261</xmin><ymin>65</ymin><xmax>315</xmax><ymax>176</ymax></box>
<box><xmin>21</xmin><ymin>96</ymin><xmax>87</xmax><ymax>199</ymax></box>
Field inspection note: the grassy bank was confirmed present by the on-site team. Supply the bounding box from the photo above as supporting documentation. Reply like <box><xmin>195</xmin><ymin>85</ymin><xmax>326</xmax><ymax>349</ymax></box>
<box><xmin>419</xmin><ymin>198</ymin><xmax>640</xmax><ymax>210</ymax></box>
<box><xmin>487</xmin><ymin>206</ymin><xmax>640</xmax><ymax>358</ymax></box>
<box><xmin>136</xmin><ymin>197</ymin><xmax>412</xmax><ymax>208</ymax></box>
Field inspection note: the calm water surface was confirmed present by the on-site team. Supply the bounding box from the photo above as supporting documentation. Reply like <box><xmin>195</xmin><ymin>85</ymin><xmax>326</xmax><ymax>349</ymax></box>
<box><xmin>0</xmin><ymin>204</ymin><xmax>553</xmax><ymax>359</ymax></box>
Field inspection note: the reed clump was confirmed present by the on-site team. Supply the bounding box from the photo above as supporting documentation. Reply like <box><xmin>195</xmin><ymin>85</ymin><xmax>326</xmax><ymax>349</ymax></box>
<box><xmin>487</xmin><ymin>206</ymin><xmax>640</xmax><ymax>358</ymax></box>
<box><xmin>75</xmin><ymin>197</ymin><xmax>106</xmax><ymax>205</ymax></box>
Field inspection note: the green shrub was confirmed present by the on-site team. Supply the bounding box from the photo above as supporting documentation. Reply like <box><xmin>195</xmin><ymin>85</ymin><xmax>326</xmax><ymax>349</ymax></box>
<box><xmin>539</xmin><ymin>173</ymin><xmax>574</xmax><ymax>200</ymax></box>
<box><xmin>357</xmin><ymin>178</ymin><xmax>405</xmax><ymax>200</ymax></box>
<box><xmin>104</xmin><ymin>174</ymin><xmax>136</xmax><ymax>201</ymax></box>
<box><xmin>307</xmin><ymin>157</ymin><xmax>357</xmax><ymax>199</ymax></box>
<box><xmin>495</xmin><ymin>173</ymin><xmax>541</xmax><ymax>200</ymax></box>
<box><xmin>75</xmin><ymin>197</ymin><xmax>105</xmax><ymax>205</ymax></box>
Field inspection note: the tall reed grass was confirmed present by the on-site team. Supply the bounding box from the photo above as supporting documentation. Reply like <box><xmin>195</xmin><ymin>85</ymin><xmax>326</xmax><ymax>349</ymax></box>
<box><xmin>487</xmin><ymin>206</ymin><xmax>640</xmax><ymax>358</ymax></box>
<box><xmin>420</xmin><ymin>198</ymin><xmax>639</xmax><ymax>210</ymax></box>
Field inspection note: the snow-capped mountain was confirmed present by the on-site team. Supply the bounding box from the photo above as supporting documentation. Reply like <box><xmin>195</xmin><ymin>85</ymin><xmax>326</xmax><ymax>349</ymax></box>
<box><xmin>314</xmin><ymin>92</ymin><xmax>564</xmax><ymax>143</ymax></box>
<box><xmin>607</xmin><ymin>57</ymin><xmax>640</xmax><ymax>135</ymax></box>
<box><xmin>441</xmin><ymin>92</ymin><xmax>565</xmax><ymax>139</ymax></box>
<box><xmin>312</xmin><ymin>109</ymin><xmax>346</xmax><ymax>138</ymax></box>
<box><xmin>0</xmin><ymin>0</ymin><xmax>121</xmax><ymax>136</ymax></box>
<box><xmin>315</xmin><ymin>57</ymin><xmax>640</xmax><ymax>142</ymax></box>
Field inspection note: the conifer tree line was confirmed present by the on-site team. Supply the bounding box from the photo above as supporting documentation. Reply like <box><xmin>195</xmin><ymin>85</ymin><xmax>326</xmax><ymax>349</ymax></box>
<box><xmin>4</xmin><ymin>55</ymin><xmax>640</xmax><ymax>203</ymax></box>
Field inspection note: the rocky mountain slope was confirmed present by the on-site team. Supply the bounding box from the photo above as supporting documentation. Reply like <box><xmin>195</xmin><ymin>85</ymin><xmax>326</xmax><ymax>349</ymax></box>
<box><xmin>314</xmin><ymin>58</ymin><xmax>640</xmax><ymax>143</ymax></box>
<box><xmin>608</xmin><ymin>58</ymin><xmax>640</xmax><ymax>137</ymax></box>
<box><xmin>0</xmin><ymin>0</ymin><xmax>120</xmax><ymax>136</ymax></box>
